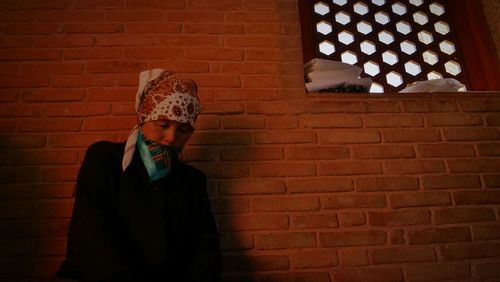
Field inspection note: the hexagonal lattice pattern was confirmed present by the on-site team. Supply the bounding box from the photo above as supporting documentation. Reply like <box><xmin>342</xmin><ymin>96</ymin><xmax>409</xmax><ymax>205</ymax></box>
<box><xmin>309</xmin><ymin>0</ymin><xmax>465</xmax><ymax>92</ymax></box>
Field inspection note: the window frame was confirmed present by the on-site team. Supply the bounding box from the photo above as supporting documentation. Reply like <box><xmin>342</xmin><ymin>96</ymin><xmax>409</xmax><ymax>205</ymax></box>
<box><xmin>298</xmin><ymin>0</ymin><xmax>500</xmax><ymax>91</ymax></box>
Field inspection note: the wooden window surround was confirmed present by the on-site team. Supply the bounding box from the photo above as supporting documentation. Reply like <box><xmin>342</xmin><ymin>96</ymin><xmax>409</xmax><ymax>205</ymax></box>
<box><xmin>298</xmin><ymin>0</ymin><xmax>500</xmax><ymax>92</ymax></box>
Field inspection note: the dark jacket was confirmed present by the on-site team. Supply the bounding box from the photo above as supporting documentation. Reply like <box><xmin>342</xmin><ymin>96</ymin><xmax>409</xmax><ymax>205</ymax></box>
<box><xmin>56</xmin><ymin>141</ymin><xmax>221</xmax><ymax>282</ymax></box>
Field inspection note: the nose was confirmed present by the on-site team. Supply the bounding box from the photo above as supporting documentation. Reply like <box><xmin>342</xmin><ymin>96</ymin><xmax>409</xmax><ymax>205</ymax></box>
<box><xmin>162</xmin><ymin>126</ymin><xmax>177</xmax><ymax>145</ymax></box>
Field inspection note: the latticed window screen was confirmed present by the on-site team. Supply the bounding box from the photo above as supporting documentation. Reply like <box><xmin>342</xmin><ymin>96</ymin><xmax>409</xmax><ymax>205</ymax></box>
<box><xmin>308</xmin><ymin>0</ymin><xmax>467</xmax><ymax>92</ymax></box>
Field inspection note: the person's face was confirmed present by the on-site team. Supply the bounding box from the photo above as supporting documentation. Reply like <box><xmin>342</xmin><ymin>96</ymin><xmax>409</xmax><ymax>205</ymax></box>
<box><xmin>141</xmin><ymin>119</ymin><xmax>194</xmax><ymax>149</ymax></box>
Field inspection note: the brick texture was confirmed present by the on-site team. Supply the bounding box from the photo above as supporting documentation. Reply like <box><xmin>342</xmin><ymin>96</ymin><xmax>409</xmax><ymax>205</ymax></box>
<box><xmin>1</xmin><ymin>1</ymin><xmax>500</xmax><ymax>281</ymax></box>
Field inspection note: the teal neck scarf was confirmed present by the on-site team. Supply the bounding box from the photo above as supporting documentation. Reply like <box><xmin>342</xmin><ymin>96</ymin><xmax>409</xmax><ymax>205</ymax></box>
<box><xmin>137</xmin><ymin>131</ymin><xmax>178</xmax><ymax>182</ymax></box>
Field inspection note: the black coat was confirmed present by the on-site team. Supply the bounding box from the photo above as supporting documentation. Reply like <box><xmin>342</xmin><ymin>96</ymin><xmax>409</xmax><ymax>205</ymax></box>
<box><xmin>56</xmin><ymin>141</ymin><xmax>221</xmax><ymax>282</ymax></box>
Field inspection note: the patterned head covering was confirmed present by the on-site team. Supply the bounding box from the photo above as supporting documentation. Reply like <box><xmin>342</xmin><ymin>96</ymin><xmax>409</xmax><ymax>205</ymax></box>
<box><xmin>122</xmin><ymin>69</ymin><xmax>201</xmax><ymax>171</ymax></box>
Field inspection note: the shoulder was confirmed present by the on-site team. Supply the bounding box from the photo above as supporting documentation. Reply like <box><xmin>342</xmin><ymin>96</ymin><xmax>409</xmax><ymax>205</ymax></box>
<box><xmin>85</xmin><ymin>141</ymin><xmax>125</xmax><ymax>161</ymax></box>
<box><xmin>176</xmin><ymin>161</ymin><xmax>206</xmax><ymax>181</ymax></box>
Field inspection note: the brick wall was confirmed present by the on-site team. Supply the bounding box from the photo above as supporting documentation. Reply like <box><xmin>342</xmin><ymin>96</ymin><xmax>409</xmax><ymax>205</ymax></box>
<box><xmin>1</xmin><ymin>1</ymin><xmax>499</xmax><ymax>281</ymax></box>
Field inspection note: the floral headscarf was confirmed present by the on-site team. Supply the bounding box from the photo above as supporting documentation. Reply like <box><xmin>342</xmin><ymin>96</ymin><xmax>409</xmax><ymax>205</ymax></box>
<box><xmin>122</xmin><ymin>69</ymin><xmax>201</xmax><ymax>171</ymax></box>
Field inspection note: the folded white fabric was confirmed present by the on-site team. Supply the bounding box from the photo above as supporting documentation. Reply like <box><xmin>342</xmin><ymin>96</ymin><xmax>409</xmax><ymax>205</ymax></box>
<box><xmin>306</xmin><ymin>77</ymin><xmax>372</xmax><ymax>92</ymax></box>
<box><xmin>399</xmin><ymin>78</ymin><xmax>466</xmax><ymax>93</ymax></box>
<box><xmin>305</xmin><ymin>58</ymin><xmax>362</xmax><ymax>74</ymax></box>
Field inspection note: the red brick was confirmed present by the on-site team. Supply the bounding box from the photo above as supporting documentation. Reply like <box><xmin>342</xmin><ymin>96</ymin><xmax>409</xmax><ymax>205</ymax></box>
<box><xmin>186</xmin><ymin>48</ymin><xmax>243</xmax><ymax>61</ymax></box>
<box><xmin>287</xmin><ymin>178</ymin><xmax>353</xmax><ymax>193</ymax></box>
<box><xmin>182</xmin><ymin>148</ymin><xmax>218</xmax><ymax>162</ymax></box>
<box><xmin>247</xmin><ymin>101</ymin><xmax>304</xmax><ymax>115</ymax></box>
<box><xmin>123</xmin><ymin>47</ymin><xmax>185</xmax><ymax>60</ymax></box>
<box><xmin>338</xmin><ymin>249</ymin><xmax>368</xmax><ymax>266</ymax></box>
<box><xmin>338</xmin><ymin>212</ymin><xmax>366</xmax><ymax>227</ymax></box>
<box><xmin>193</xmin><ymin>163</ymin><xmax>250</xmax><ymax>179</ymax></box>
<box><xmin>306</xmin><ymin>100</ymin><xmax>401</xmax><ymax>114</ymax></box>
<box><xmin>267</xmin><ymin>116</ymin><xmax>298</xmax><ymax>129</ymax></box>
<box><xmin>215</xmin><ymin>89</ymin><xmax>301</xmax><ymax>101</ymax></box>
<box><xmin>33</xmin><ymin>239</ymin><xmax>66</xmax><ymax>257</ymax></box>
<box><xmin>320</xmin><ymin>230</ymin><xmax>386</xmax><ymax>247</ymax></box>
<box><xmin>220</xmin><ymin>214</ymin><xmax>288</xmax><ymax>231</ymax></box>
<box><xmin>219</xmin><ymin>232</ymin><xmax>253</xmax><ymax>250</ymax></box>
<box><xmin>187</xmin><ymin>0</ymin><xmax>240</xmax><ymax>9</ymax></box>
<box><xmin>255</xmin><ymin>232</ymin><xmax>316</xmax><ymax>249</ymax></box>
<box><xmin>164</xmin><ymin>11</ymin><xmax>224</xmax><ymax>23</ymax></box>
<box><xmin>124</xmin><ymin>22</ymin><xmax>181</xmax><ymax>34</ymax></box>
<box><xmin>483</xmin><ymin>174</ymin><xmax>500</xmax><ymax>187</ymax></box>
<box><xmin>19</xmin><ymin>118</ymin><xmax>81</xmax><ymax>132</ymax></box>
<box><xmin>186</xmin><ymin>74</ymin><xmax>240</xmax><ymax>87</ymax></box>
<box><xmin>300</xmin><ymin>114</ymin><xmax>362</xmax><ymax>128</ymax></box>
<box><xmin>384</xmin><ymin>160</ymin><xmax>446</xmax><ymax>174</ymax></box>
<box><xmin>222</xmin><ymin>116</ymin><xmax>266</xmax><ymax>129</ymax></box>
<box><xmin>0</xmin><ymin>239</ymin><xmax>31</xmax><ymax>258</ymax></box>
<box><xmin>454</xmin><ymin>190</ymin><xmax>500</xmax><ymax>205</ymax></box>
<box><xmin>0</xmin><ymin>201</ymin><xmax>32</xmax><ymax>219</ymax></box>
<box><xmin>0</xmin><ymin>135</ymin><xmax>46</xmax><ymax>148</ymax></box>
<box><xmin>291</xmin><ymin>249</ymin><xmax>338</xmax><ymax>269</ymax></box>
<box><xmin>353</xmin><ymin>145</ymin><xmax>415</xmax><ymax>159</ymax></box>
<box><xmin>64</xmin><ymin>23</ymin><xmax>123</xmax><ymax>34</ymax></box>
<box><xmin>202</xmin><ymin>103</ymin><xmax>244</xmax><ymax>114</ymax></box>
<box><xmin>356</xmin><ymin>176</ymin><xmax>418</xmax><ymax>192</ymax></box>
<box><xmin>241</xmin><ymin>74</ymin><xmax>304</xmax><ymax>88</ymax></box>
<box><xmin>426</xmin><ymin>114</ymin><xmax>483</xmax><ymax>126</ymax></box>
<box><xmin>6</xmin><ymin>0</ymin><xmax>68</xmax><ymax>9</ymax></box>
<box><xmin>0</xmin><ymin>105</ymin><xmax>43</xmax><ymax>117</ymax></box>
<box><xmin>333</xmin><ymin>267</ymin><xmax>403</xmax><ymax>282</ymax></box>
<box><xmin>444</xmin><ymin>128</ymin><xmax>500</xmax><ymax>141</ymax></box>
<box><xmin>383</xmin><ymin>128</ymin><xmax>441</xmax><ymax>142</ymax></box>
<box><xmin>0</xmin><ymin>75</ymin><xmax>51</xmax><ymax>88</ymax></box>
<box><xmin>190</xmin><ymin>131</ymin><xmax>250</xmax><ymax>145</ymax></box>
<box><xmin>417</xmin><ymin>143</ymin><xmax>476</xmax><ymax>157</ymax></box>
<box><xmin>33</xmin><ymin>36</ymin><xmax>94</xmax><ymax>48</ymax></box>
<box><xmin>52</xmin><ymin>75</ymin><xmax>115</xmax><ymax>87</ymax></box>
<box><xmin>218</xmin><ymin>180</ymin><xmax>285</xmax><ymax>195</ymax></box>
<box><xmin>472</xmin><ymin>225</ymin><xmax>500</xmax><ymax>240</ymax></box>
<box><xmin>31</xmin><ymin>183</ymin><xmax>75</xmax><ymax>199</ymax></box>
<box><xmin>0</xmin><ymin>260</ymin><xmax>32</xmax><ymax>277</ymax></box>
<box><xmin>245</xmin><ymin>48</ymin><xmax>301</xmax><ymax>61</ymax></box>
<box><xmin>319</xmin><ymin>161</ymin><xmax>382</xmax><ymax>176</ymax></box>
<box><xmin>475</xmin><ymin>262</ymin><xmax>500</xmax><ymax>279</ymax></box>
<box><xmin>435</xmin><ymin>207</ymin><xmax>496</xmax><ymax>224</ymax></box>
<box><xmin>22</xmin><ymin>89</ymin><xmax>86</xmax><ymax>102</ymax></box>
<box><xmin>150</xmin><ymin>61</ymin><xmax>211</xmax><ymax>74</ymax></box>
<box><xmin>34</xmin><ymin>201</ymin><xmax>74</xmax><ymax>218</ymax></box>
<box><xmin>319</xmin><ymin>130</ymin><xmax>381</xmax><ymax>144</ymax></box>
<box><xmin>255</xmin><ymin>131</ymin><xmax>317</xmax><ymax>144</ymax></box>
<box><xmin>459</xmin><ymin>99</ymin><xmax>500</xmax><ymax>112</ymax></box>
<box><xmin>364</xmin><ymin>114</ymin><xmax>424</xmax><ymax>128</ymax></box>
<box><xmin>0</xmin><ymin>90</ymin><xmax>19</xmax><ymax>103</ymax></box>
<box><xmin>10</xmin><ymin>150</ymin><xmax>77</xmax><ymax>165</ymax></box>
<box><xmin>372</xmin><ymin>246</ymin><xmax>436</xmax><ymax>264</ymax></box>
<box><xmin>261</xmin><ymin>273</ymin><xmax>330</xmax><ymax>282</ymax></box>
<box><xmin>252</xmin><ymin>162</ymin><xmax>316</xmax><ymax>177</ymax></box>
<box><xmin>86</xmin><ymin>61</ymin><xmax>147</xmax><ymax>74</ymax></box>
<box><xmin>159</xmin><ymin>35</ymin><xmax>221</xmax><ymax>47</ymax></box>
<box><xmin>83</xmin><ymin>117</ymin><xmax>137</xmax><ymax>131</ymax></box>
<box><xmin>322</xmin><ymin>194</ymin><xmax>386</xmax><ymax>209</ymax></box>
<box><xmin>105</xmin><ymin>10</ymin><xmax>163</xmax><ymax>21</ymax></box>
<box><xmin>96</xmin><ymin>35</ymin><xmax>156</xmax><ymax>47</ymax></box>
<box><xmin>402</xmin><ymin>100</ymin><xmax>458</xmax><ymax>112</ymax></box>
<box><xmin>42</xmin><ymin>166</ymin><xmax>79</xmax><ymax>182</ymax></box>
<box><xmin>486</xmin><ymin>114</ymin><xmax>500</xmax><ymax>125</ymax></box>
<box><xmin>221</xmin><ymin>62</ymin><xmax>280</xmax><ymax>74</ymax></box>
<box><xmin>184</xmin><ymin>23</ymin><xmax>243</xmax><ymax>34</ymax></box>
<box><xmin>407</xmin><ymin>262</ymin><xmax>470</xmax><ymax>281</ymax></box>
<box><xmin>71</xmin><ymin>0</ymin><xmax>127</xmax><ymax>9</ymax></box>
<box><xmin>0</xmin><ymin>120</ymin><xmax>16</xmax><ymax>133</ymax></box>
<box><xmin>49</xmin><ymin>133</ymin><xmax>116</xmax><ymax>148</ymax></box>
<box><xmin>46</xmin><ymin>103</ymin><xmax>111</xmax><ymax>117</ymax></box>
<box><xmin>31</xmin><ymin>219</ymin><xmax>70</xmax><ymax>237</ymax></box>
<box><xmin>38</xmin><ymin>10</ymin><xmax>104</xmax><ymax>22</ymax></box>
<box><xmin>220</xmin><ymin>147</ymin><xmax>283</xmax><ymax>161</ymax></box>
<box><xmin>448</xmin><ymin>159</ymin><xmax>500</xmax><ymax>173</ymax></box>
<box><xmin>391</xmin><ymin>229</ymin><xmax>405</xmax><ymax>244</ymax></box>
<box><xmin>369</xmin><ymin>210</ymin><xmax>431</xmax><ymax>226</ymax></box>
<box><xmin>226</xmin><ymin>11</ymin><xmax>298</xmax><ymax>23</ymax></box>
<box><xmin>408</xmin><ymin>227</ymin><xmax>471</xmax><ymax>244</ymax></box>
<box><xmin>3</xmin><ymin>23</ymin><xmax>62</xmax><ymax>35</ymax></box>
<box><xmin>245</xmin><ymin>22</ymin><xmax>299</xmax><ymax>35</ymax></box>
<box><xmin>477</xmin><ymin>143</ymin><xmax>500</xmax><ymax>156</ymax></box>
<box><xmin>389</xmin><ymin>192</ymin><xmax>451</xmax><ymax>208</ymax></box>
<box><xmin>253</xmin><ymin>197</ymin><xmax>319</xmax><ymax>212</ymax></box>
<box><xmin>441</xmin><ymin>242</ymin><xmax>500</xmax><ymax>260</ymax></box>
<box><xmin>291</xmin><ymin>213</ymin><xmax>338</xmax><ymax>229</ymax></box>
<box><xmin>423</xmin><ymin>175</ymin><xmax>481</xmax><ymax>189</ymax></box>
<box><xmin>286</xmin><ymin>146</ymin><xmax>349</xmax><ymax>160</ymax></box>
<box><xmin>224</xmin><ymin>36</ymin><xmax>298</xmax><ymax>49</ymax></box>
<box><xmin>128</xmin><ymin>0</ymin><xmax>184</xmax><ymax>9</ymax></box>
<box><xmin>0</xmin><ymin>167</ymin><xmax>40</xmax><ymax>183</ymax></box>
<box><xmin>222</xmin><ymin>255</ymin><xmax>289</xmax><ymax>272</ymax></box>
<box><xmin>210</xmin><ymin>198</ymin><xmax>249</xmax><ymax>214</ymax></box>
<box><xmin>64</xmin><ymin>48</ymin><xmax>122</xmax><ymax>60</ymax></box>
<box><xmin>0</xmin><ymin>36</ymin><xmax>32</xmax><ymax>48</ymax></box>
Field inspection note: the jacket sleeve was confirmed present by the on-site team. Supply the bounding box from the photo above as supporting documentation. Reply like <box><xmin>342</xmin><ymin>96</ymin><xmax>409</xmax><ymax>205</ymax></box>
<box><xmin>61</xmin><ymin>143</ymin><xmax>141</xmax><ymax>282</ymax></box>
<box><xmin>189</xmin><ymin>172</ymin><xmax>222</xmax><ymax>282</ymax></box>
